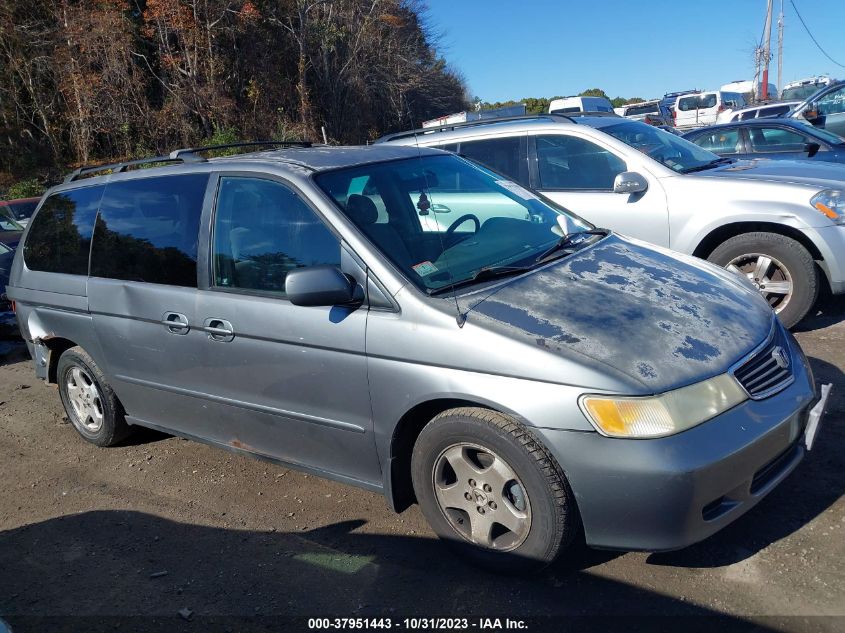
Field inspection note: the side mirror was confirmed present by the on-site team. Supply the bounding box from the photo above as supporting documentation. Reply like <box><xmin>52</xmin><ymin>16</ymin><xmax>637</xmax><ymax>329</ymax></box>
<box><xmin>613</xmin><ymin>171</ymin><xmax>649</xmax><ymax>195</ymax></box>
<box><xmin>803</xmin><ymin>108</ymin><xmax>820</xmax><ymax>121</ymax></box>
<box><xmin>285</xmin><ymin>266</ymin><xmax>363</xmax><ymax>307</ymax></box>
<box><xmin>804</xmin><ymin>142</ymin><xmax>821</xmax><ymax>158</ymax></box>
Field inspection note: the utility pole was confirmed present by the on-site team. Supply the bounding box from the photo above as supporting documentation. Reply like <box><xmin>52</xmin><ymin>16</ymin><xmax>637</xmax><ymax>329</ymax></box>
<box><xmin>761</xmin><ymin>0</ymin><xmax>774</xmax><ymax>100</ymax></box>
<box><xmin>777</xmin><ymin>0</ymin><xmax>784</xmax><ymax>98</ymax></box>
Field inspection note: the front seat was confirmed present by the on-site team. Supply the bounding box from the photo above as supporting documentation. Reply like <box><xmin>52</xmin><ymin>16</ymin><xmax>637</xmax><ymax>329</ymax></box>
<box><xmin>346</xmin><ymin>194</ymin><xmax>414</xmax><ymax>268</ymax></box>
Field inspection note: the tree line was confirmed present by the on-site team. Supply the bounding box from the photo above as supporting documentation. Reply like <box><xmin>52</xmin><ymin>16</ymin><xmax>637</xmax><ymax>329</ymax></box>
<box><xmin>476</xmin><ymin>89</ymin><xmax>646</xmax><ymax>114</ymax></box>
<box><xmin>0</xmin><ymin>0</ymin><xmax>468</xmax><ymax>190</ymax></box>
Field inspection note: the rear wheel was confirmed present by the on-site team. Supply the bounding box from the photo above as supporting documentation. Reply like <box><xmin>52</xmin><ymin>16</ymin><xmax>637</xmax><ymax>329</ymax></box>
<box><xmin>707</xmin><ymin>232</ymin><xmax>818</xmax><ymax>328</ymax></box>
<box><xmin>57</xmin><ymin>347</ymin><xmax>132</xmax><ymax>447</ymax></box>
<box><xmin>411</xmin><ymin>407</ymin><xmax>577</xmax><ymax>573</ymax></box>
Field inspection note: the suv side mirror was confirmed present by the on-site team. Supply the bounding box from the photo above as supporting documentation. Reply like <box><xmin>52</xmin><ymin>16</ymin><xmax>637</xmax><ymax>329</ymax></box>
<box><xmin>613</xmin><ymin>171</ymin><xmax>649</xmax><ymax>195</ymax></box>
<box><xmin>285</xmin><ymin>266</ymin><xmax>363</xmax><ymax>307</ymax></box>
<box><xmin>803</xmin><ymin>107</ymin><xmax>820</xmax><ymax>121</ymax></box>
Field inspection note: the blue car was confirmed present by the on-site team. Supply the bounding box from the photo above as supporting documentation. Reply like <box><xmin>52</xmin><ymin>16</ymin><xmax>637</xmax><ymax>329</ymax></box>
<box><xmin>682</xmin><ymin>118</ymin><xmax>845</xmax><ymax>164</ymax></box>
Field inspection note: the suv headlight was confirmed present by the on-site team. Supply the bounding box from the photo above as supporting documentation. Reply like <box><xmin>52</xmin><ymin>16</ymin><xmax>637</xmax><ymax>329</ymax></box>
<box><xmin>811</xmin><ymin>190</ymin><xmax>845</xmax><ymax>225</ymax></box>
<box><xmin>579</xmin><ymin>373</ymin><xmax>747</xmax><ymax>439</ymax></box>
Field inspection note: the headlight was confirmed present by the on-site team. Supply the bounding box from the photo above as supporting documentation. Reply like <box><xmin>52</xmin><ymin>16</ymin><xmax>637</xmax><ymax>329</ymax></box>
<box><xmin>810</xmin><ymin>190</ymin><xmax>845</xmax><ymax>225</ymax></box>
<box><xmin>579</xmin><ymin>373</ymin><xmax>747</xmax><ymax>439</ymax></box>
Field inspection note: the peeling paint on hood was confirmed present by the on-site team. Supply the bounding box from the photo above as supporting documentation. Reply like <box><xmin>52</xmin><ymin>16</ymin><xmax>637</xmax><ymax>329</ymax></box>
<box><xmin>467</xmin><ymin>235</ymin><xmax>774</xmax><ymax>393</ymax></box>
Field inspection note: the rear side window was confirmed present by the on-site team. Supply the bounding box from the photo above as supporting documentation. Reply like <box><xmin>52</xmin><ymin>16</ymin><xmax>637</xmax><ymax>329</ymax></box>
<box><xmin>24</xmin><ymin>186</ymin><xmax>103</xmax><ymax>275</ymax></box>
<box><xmin>690</xmin><ymin>129</ymin><xmax>741</xmax><ymax>154</ymax></box>
<box><xmin>458</xmin><ymin>136</ymin><xmax>529</xmax><ymax>185</ymax></box>
<box><xmin>90</xmin><ymin>174</ymin><xmax>208</xmax><ymax>287</ymax></box>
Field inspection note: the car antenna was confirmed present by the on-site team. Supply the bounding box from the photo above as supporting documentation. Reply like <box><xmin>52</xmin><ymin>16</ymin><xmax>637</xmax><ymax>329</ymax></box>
<box><xmin>409</xmin><ymin>116</ymin><xmax>466</xmax><ymax>327</ymax></box>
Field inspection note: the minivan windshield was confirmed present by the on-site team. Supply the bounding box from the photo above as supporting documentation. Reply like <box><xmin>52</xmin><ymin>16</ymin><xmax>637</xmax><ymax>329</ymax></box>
<box><xmin>600</xmin><ymin>120</ymin><xmax>723</xmax><ymax>173</ymax></box>
<box><xmin>782</xmin><ymin>84</ymin><xmax>824</xmax><ymax>101</ymax></box>
<box><xmin>315</xmin><ymin>155</ymin><xmax>593</xmax><ymax>293</ymax></box>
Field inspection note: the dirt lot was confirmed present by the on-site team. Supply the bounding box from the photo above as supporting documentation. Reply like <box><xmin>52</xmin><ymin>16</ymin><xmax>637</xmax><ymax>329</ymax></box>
<box><xmin>0</xmin><ymin>298</ymin><xmax>844</xmax><ymax>633</ymax></box>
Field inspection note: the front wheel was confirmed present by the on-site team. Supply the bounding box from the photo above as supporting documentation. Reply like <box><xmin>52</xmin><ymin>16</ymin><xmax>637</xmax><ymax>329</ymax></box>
<box><xmin>411</xmin><ymin>408</ymin><xmax>578</xmax><ymax>573</ymax></box>
<box><xmin>707</xmin><ymin>232</ymin><xmax>819</xmax><ymax>328</ymax></box>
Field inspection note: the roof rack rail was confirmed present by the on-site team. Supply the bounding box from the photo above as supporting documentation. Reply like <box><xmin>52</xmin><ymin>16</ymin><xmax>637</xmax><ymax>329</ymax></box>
<box><xmin>64</xmin><ymin>154</ymin><xmax>183</xmax><ymax>183</ymax></box>
<box><xmin>169</xmin><ymin>140</ymin><xmax>311</xmax><ymax>161</ymax></box>
<box><xmin>374</xmin><ymin>113</ymin><xmax>578</xmax><ymax>144</ymax></box>
<box><xmin>64</xmin><ymin>140</ymin><xmax>311</xmax><ymax>183</ymax></box>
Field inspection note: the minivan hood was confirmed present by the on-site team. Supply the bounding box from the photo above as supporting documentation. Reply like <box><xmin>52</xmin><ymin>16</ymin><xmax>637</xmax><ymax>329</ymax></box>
<box><xmin>696</xmin><ymin>158</ymin><xmax>845</xmax><ymax>190</ymax></box>
<box><xmin>467</xmin><ymin>235</ymin><xmax>773</xmax><ymax>393</ymax></box>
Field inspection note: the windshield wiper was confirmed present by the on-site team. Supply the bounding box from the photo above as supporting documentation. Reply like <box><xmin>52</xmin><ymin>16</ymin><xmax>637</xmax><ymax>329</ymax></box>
<box><xmin>534</xmin><ymin>228</ymin><xmax>609</xmax><ymax>265</ymax></box>
<box><xmin>681</xmin><ymin>157</ymin><xmax>734</xmax><ymax>174</ymax></box>
<box><xmin>429</xmin><ymin>265</ymin><xmax>531</xmax><ymax>296</ymax></box>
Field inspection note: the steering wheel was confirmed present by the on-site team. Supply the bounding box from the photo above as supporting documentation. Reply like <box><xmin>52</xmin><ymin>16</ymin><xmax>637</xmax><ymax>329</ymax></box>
<box><xmin>444</xmin><ymin>214</ymin><xmax>481</xmax><ymax>241</ymax></box>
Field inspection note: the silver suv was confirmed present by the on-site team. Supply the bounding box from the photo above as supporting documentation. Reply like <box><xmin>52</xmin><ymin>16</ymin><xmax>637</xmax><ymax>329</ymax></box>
<box><xmin>381</xmin><ymin>114</ymin><xmax>845</xmax><ymax>327</ymax></box>
<box><xmin>6</xmin><ymin>142</ymin><xmax>825</xmax><ymax>571</ymax></box>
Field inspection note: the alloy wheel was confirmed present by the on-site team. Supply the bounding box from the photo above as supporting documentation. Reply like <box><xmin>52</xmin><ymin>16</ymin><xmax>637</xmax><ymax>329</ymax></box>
<box><xmin>431</xmin><ymin>443</ymin><xmax>531</xmax><ymax>551</ymax></box>
<box><xmin>726</xmin><ymin>252</ymin><xmax>793</xmax><ymax>313</ymax></box>
<box><xmin>65</xmin><ymin>366</ymin><xmax>104</xmax><ymax>433</ymax></box>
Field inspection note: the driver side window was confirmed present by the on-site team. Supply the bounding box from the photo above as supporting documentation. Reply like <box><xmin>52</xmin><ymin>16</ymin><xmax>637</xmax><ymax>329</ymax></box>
<box><xmin>212</xmin><ymin>177</ymin><xmax>340</xmax><ymax>295</ymax></box>
<box><xmin>536</xmin><ymin>135</ymin><xmax>627</xmax><ymax>190</ymax></box>
<box><xmin>817</xmin><ymin>87</ymin><xmax>845</xmax><ymax>116</ymax></box>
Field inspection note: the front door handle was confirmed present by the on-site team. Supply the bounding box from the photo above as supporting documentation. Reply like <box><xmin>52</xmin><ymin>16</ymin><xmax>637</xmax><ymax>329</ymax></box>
<box><xmin>162</xmin><ymin>312</ymin><xmax>189</xmax><ymax>335</ymax></box>
<box><xmin>204</xmin><ymin>318</ymin><xmax>235</xmax><ymax>342</ymax></box>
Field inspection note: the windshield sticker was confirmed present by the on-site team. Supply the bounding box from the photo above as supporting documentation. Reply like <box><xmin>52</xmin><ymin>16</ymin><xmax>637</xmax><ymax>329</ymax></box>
<box><xmin>495</xmin><ymin>180</ymin><xmax>539</xmax><ymax>201</ymax></box>
<box><xmin>412</xmin><ymin>260</ymin><xmax>439</xmax><ymax>276</ymax></box>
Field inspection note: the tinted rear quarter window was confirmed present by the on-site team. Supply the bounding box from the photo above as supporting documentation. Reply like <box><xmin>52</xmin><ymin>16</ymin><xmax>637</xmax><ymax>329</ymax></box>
<box><xmin>24</xmin><ymin>186</ymin><xmax>103</xmax><ymax>275</ymax></box>
<box><xmin>90</xmin><ymin>174</ymin><xmax>208</xmax><ymax>287</ymax></box>
<box><xmin>458</xmin><ymin>136</ymin><xmax>529</xmax><ymax>185</ymax></box>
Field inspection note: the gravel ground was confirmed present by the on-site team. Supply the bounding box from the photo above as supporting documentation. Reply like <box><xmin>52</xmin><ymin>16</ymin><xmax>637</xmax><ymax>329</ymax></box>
<box><xmin>0</xmin><ymin>298</ymin><xmax>843</xmax><ymax>633</ymax></box>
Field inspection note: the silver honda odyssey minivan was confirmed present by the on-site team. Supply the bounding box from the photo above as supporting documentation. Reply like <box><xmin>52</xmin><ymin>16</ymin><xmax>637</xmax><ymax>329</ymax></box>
<box><xmin>6</xmin><ymin>142</ymin><xmax>826</xmax><ymax>572</ymax></box>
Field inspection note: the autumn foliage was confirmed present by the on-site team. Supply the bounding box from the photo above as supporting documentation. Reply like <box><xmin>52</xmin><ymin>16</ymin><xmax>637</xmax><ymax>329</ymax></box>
<box><xmin>0</xmin><ymin>0</ymin><xmax>468</xmax><ymax>177</ymax></box>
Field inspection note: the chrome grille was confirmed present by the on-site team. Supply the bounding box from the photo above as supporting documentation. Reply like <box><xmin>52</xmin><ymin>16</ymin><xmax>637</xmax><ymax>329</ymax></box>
<box><xmin>733</xmin><ymin>326</ymin><xmax>794</xmax><ymax>399</ymax></box>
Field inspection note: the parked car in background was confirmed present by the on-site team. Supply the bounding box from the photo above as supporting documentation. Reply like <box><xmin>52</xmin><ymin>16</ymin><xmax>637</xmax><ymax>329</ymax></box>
<box><xmin>0</xmin><ymin>197</ymin><xmax>40</xmax><ymax>228</ymax></box>
<box><xmin>614</xmin><ymin>99</ymin><xmax>672</xmax><ymax>126</ymax></box>
<box><xmin>790</xmin><ymin>80</ymin><xmax>845</xmax><ymax>138</ymax></box>
<box><xmin>382</xmin><ymin>114</ymin><xmax>845</xmax><ymax>327</ymax></box>
<box><xmin>716</xmin><ymin>101</ymin><xmax>801</xmax><ymax>123</ymax></box>
<box><xmin>0</xmin><ymin>214</ymin><xmax>24</xmax><ymax>249</ymax></box>
<box><xmin>0</xmin><ymin>241</ymin><xmax>17</xmax><ymax>337</ymax></box>
<box><xmin>782</xmin><ymin>76</ymin><xmax>834</xmax><ymax>102</ymax></box>
<box><xmin>7</xmin><ymin>142</ymin><xmax>825</xmax><ymax>572</ymax></box>
<box><xmin>661</xmin><ymin>89</ymin><xmax>700</xmax><ymax>117</ymax></box>
<box><xmin>721</xmin><ymin>79</ymin><xmax>777</xmax><ymax>103</ymax></box>
<box><xmin>683</xmin><ymin>119</ymin><xmax>845</xmax><ymax>164</ymax></box>
<box><xmin>674</xmin><ymin>91</ymin><xmax>747</xmax><ymax>128</ymax></box>
<box><xmin>549</xmin><ymin>96</ymin><xmax>614</xmax><ymax>114</ymax></box>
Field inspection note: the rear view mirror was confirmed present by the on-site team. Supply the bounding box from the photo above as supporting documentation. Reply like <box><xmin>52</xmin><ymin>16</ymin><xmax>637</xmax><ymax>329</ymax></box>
<box><xmin>804</xmin><ymin>142</ymin><xmax>821</xmax><ymax>158</ymax></box>
<box><xmin>613</xmin><ymin>171</ymin><xmax>649</xmax><ymax>195</ymax></box>
<box><xmin>285</xmin><ymin>266</ymin><xmax>363</xmax><ymax>307</ymax></box>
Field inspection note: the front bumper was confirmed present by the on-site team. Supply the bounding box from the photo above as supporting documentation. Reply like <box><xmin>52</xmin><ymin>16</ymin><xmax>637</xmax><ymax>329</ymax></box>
<box><xmin>802</xmin><ymin>224</ymin><xmax>845</xmax><ymax>294</ymax></box>
<box><xmin>536</xmin><ymin>331</ymin><xmax>817</xmax><ymax>552</ymax></box>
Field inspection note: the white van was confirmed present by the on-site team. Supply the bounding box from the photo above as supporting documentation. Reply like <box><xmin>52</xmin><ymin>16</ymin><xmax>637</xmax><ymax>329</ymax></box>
<box><xmin>549</xmin><ymin>96</ymin><xmax>614</xmax><ymax>114</ymax></box>
<box><xmin>674</xmin><ymin>91</ymin><xmax>747</xmax><ymax>128</ymax></box>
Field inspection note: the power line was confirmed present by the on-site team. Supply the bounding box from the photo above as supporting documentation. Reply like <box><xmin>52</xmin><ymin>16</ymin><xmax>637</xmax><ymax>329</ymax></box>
<box><xmin>789</xmin><ymin>0</ymin><xmax>845</xmax><ymax>69</ymax></box>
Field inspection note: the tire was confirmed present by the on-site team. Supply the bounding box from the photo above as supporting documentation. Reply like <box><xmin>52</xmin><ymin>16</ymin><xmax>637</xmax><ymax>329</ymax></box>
<box><xmin>57</xmin><ymin>346</ymin><xmax>132</xmax><ymax>447</ymax></box>
<box><xmin>411</xmin><ymin>407</ymin><xmax>578</xmax><ymax>573</ymax></box>
<box><xmin>707</xmin><ymin>232</ymin><xmax>819</xmax><ymax>329</ymax></box>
